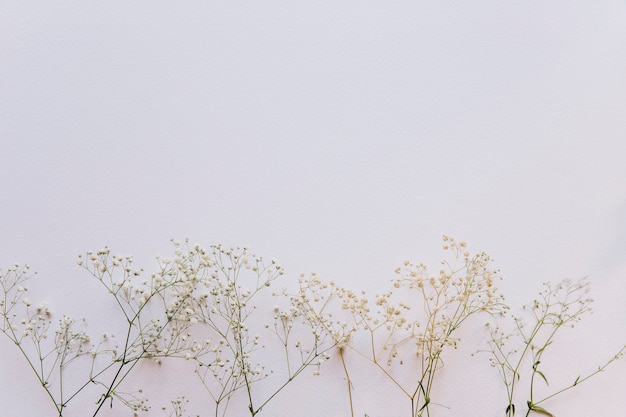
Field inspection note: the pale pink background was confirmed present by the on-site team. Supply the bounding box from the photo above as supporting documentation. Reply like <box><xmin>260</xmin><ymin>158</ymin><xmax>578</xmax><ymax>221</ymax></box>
<box><xmin>1</xmin><ymin>2</ymin><xmax>625</xmax><ymax>416</ymax></box>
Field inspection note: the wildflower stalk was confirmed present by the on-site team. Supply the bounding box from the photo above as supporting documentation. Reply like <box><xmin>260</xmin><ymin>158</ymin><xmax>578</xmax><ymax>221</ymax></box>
<box><xmin>181</xmin><ymin>244</ymin><xmax>339</xmax><ymax>417</ymax></box>
<box><xmin>3</xmin><ymin>239</ymin><xmax>625</xmax><ymax>416</ymax></box>
<box><xmin>482</xmin><ymin>278</ymin><xmax>625</xmax><ymax>417</ymax></box>
<box><xmin>80</xmin><ymin>246</ymin><xmax>207</xmax><ymax>416</ymax></box>
<box><xmin>337</xmin><ymin>236</ymin><xmax>504</xmax><ymax>417</ymax></box>
<box><xmin>1</xmin><ymin>245</ymin><xmax>208</xmax><ymax>417</ymax></box>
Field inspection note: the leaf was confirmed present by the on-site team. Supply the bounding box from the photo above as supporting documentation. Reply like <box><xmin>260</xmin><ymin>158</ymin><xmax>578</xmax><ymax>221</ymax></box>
<box><xmin>536</xmin><ymin>369</ymin><xmax>549</xmax><ymax>386</ymax></box>
<box><xmin>418</xmin><ymin>396</ymin><xmax>430</xmax><ymax>412</ymax></box>
<box><xmin>573</xmin><ymin>375</ymin><xmax>580</xmax><ymax>386</ymax></box>
<box><xmin>506</xmin><ymin>403</ymin><xmax>516</xmax><ymax>416</ymax></box>
<box><xmin>536</xmin><ymin>341</ymin><xmax>552</xmax><ymax>356</ymax></box>
<box><xmin>531</xmin><ymin>360</ymin><xmax>549</xmax><ymax>385</ymax></box>
<box><xmin>527</xmin><ymin>401</ymin><xmax>555</xmax><ymax>417</ymax></box>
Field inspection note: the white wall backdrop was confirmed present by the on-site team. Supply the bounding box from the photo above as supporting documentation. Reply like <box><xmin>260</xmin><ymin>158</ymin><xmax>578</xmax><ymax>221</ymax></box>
<box><xmin>1</xmin><ymin>2</ymin><xmax>625</xmax><ymax>416</ymax></box>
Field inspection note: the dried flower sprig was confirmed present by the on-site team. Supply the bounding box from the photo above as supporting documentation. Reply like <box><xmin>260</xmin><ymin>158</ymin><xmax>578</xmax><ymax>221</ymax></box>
<box><xmin>336</xmin><ymin>236</ymin><xmax>506</xmax><ymax>417</ymax></box>
<box><xmin>161</xmin><ymin>396</ymin><xmax>198</xmax><ymax>417</ymax></box>
<box><xmin>0</xmin><ymin>244</ymin><xmax>212</xmax><ymax>417</ymax></box>
<box><xmin>161</xmin><ymin>242</ymin><xmax>275</xmax><ymax>417</ymax></box>
<box><xmin>395</xmin><ymin>237</ymin><xmax>506</xmax><ymax>417</ymax></box>
<box><xmin>2</xmin><ymin>238</ymin><xmax>624</xmax><ymax>417</ymax></box>
<box><xmin>1</xmin><ymin>263</ymin><xmax>109</xmax><ymax>416</ymax></box>
<box><xmin>165</xmin><ymin>242</ymin><xmax>339</xmax><ymax>417</ymax></box>
<box><xmin>482</xmin><ymin>278</ymin><xmax>626</xmax><ymax>417</ymax></box>
<box><xmin>78</xmin><ymin>245</ymin><xmax>213</xmax><ymax>416</ymax></box>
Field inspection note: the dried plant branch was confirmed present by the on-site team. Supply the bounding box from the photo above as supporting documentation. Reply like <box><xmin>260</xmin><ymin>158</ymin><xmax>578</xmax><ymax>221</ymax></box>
<box><xmin>2</xmin><ymin>238</ymin><xmax>623</xmax><ymax>417</ymax></box>
<box><xmin>481</xmin><ymin>278</ymin><xmax>625</xmax><ymax>417</ymax></box>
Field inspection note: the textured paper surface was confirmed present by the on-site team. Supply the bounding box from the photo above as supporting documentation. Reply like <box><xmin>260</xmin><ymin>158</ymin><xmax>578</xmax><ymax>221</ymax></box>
<box><xmin>1</xmin><ymin>2</ymin><xmax>625</xmax><ymax>415</ymax></box>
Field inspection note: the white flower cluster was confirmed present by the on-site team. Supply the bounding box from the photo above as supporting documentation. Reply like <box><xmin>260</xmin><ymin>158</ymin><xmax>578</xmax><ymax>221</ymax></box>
<box><xmin>1</xmin><ymin>238</ymin><xmax>623</xmax><ymax>417</ymax></box>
